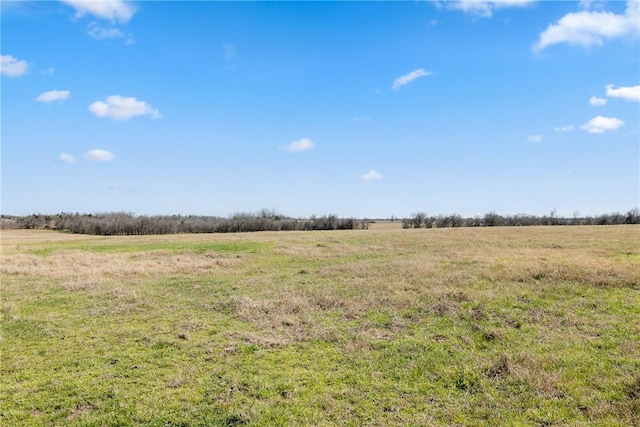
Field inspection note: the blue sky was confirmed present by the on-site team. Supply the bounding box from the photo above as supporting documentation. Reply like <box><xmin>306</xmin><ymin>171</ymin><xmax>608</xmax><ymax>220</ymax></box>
<box><xmin>2</xmin><ymin>0</ymin><xmax>639</xmax><ymax>218</ymax></box>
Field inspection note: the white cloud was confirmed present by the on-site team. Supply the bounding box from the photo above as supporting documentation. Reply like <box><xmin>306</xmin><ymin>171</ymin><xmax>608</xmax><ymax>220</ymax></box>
<box><xmin>580</xmin><ymin>116</ymin><xmax>624</xmax><ymax>133</ymax></box>
<box><xmin>447</xmin><ymin>0</ymin><xmax>535</xmax><ymax>18</ymax></box>
<box><xmin>89</xmin><ymin>95</ymin><xmax>161</xmax><ymax>120</ymax></box>
<box><xmin>36</xmin><ymin>90</ymin><xmax>71</xmax><ymax>103</ymax></box>
<box><xmin>579</xmin><ymin>0</ymin><xmax>607</xmax><ymax>11</ymax></box>
<box><xmin>59</xmin><ymin>153</ymin><xmax>76</xmax><ymax>163</ymax></box>
<box><xmin>84</xmin><ymin>149</ymin><xmax>116</xmax><ymax>161</ymax></box>
<box><xmin>606</xmin><ymin>84</ymin><xmax>640</xmax><ymax>101</ymax></box>
<box><xmin>1</xmin><ymin>54</ymin><xmax>28</xmax><ymax>77</ymax></box>
<box><xmin>360</xmin><ymin>170</ymin><xmax>383</xmax><ymax>182</ymax></box>
<box><xmin>555</xmin><ymin>124</ymin><xmax>574</xmax><ymax>132</ymax></box>
<box><xmin>61</xmin><ymin>0</ymin><xmax>135</xmax><ymax>23</ymax></box>
<box><xmin>589</xmin><ymin>96</ymin><xmax>607</xmax><ymax>106</ymax></box>
<box><xmin>527</xmin><ymin>134</ymin><xmax>543</xmax><ymax>143</ymax></box>
<box><xmin>285</xmin><ymin>138</ymin><xmax>315</xmax><ymax>152</ymax></box>
<box><xmin>392</xmin><ymin>69</ymin><xmax>433</xmax><ymax>90</ymax></box>
<box><xmin>88</xmin><ymin>23</ymin><xmax>124</xmax><ymax>40</ymax></box>
<box><xmin>534</xmin><ymin>0</ymin><xmax>640</xmax><ymax>51</ymax></box>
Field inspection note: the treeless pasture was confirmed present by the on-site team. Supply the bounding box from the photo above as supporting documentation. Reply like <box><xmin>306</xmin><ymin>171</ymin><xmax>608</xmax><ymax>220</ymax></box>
<box><xmin>1</xmin><ymin>226</ymin><xmax>639</xmax><ymax>425</ymax></box>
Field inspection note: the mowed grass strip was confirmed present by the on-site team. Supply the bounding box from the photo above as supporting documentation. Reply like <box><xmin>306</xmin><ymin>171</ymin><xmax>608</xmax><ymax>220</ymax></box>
<box><xmin>1</xmin><ymin>226</ymin><xmax>639</xmax><ymax>426</ymax></box>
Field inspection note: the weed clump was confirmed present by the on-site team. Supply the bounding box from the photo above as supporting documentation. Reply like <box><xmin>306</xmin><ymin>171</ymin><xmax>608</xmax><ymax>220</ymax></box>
<box><xmin>486</xmin><ymin>354</ymin><xmax>511</xmax><ymax>379</ymax></box>
<box><xmin>450</xmin><ymin>368</ymin><xmax>482</xmax><ymax>393</ymax></box>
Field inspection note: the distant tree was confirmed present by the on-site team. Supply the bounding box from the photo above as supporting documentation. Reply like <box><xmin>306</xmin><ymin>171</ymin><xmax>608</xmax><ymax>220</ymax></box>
<box><xmin>411</xmin><ymin>212</ymin><xmax>427</xmax><ymax>229</ymax></box>
<box><xmin>433</xmin><ymin>215</ymin><xmax>446</xmax><ymax>228</ymax></box>
<box><xmin>570</xmin><ymin>211</ymin><xmax>579</xmax><ymax>226</ymax></box>
<box><xmin>483</xmin><ymin>212</ymin><xmax>502</xmax><ymax>227</ymax></box>
<box><xmin>626</xmin><ymin>208</ymin><xmax>640</xmax><ymax>224</ymax></box>
<box><xmin>468</xmin><ymin>216</ymin><xmax>483</xmax><ymax>227</ymax></box>
<box><xmin>450</xmin><ymin>214</ymin><xmax>463</xmax><ymax>227</ymax></box>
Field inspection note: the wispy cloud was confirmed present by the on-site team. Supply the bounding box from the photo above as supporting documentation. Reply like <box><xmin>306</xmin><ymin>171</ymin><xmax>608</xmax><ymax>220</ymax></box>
<box><xmin>109</xmin><ymin>184</ymin><xmax>140</xmax><ymax>193</ymax></box>
<box><xmin>360</xmin><ymin>169</ymin><xmax>383</xmax><ymax>182</ymax></box>
<box><xmin>285</xmin><ymin>138</ymin><xmax>315</xmax><ymax>152</ymax></box>
<box><xmin>89</xmin><ymin>95</ymin><xmax>161</xmax><ymax>120</ymax></box>
<box><xmin>555</xmin><ymin>124</ymin><xmax>574</xmax><ymax>132</ymax></box>
<box><xmin>527</xmin><ymin>134</ymin><xmax>543</xmax><ymax>143</ymax></box>
<box><xmin>61</xmin><ymin>0</ymin><xmax>136</xmax><ymax>23</ymax></box>
<box><xmin>40</xmin><ymin>66</ymin><xmax>55</xmax><ymax>75</ymax></box>
<box><xmin>0</xmin><ymin>54</ymin><xmax>28</xmax><ymax>77</ymax></box>
<box><xmin>88</xmin><ymin>22</ymin><xmax>124</xmax><ymax>40</ymax></box>
<box><xmin>84</xmin><ymin>149</ymin><xmax>116</xmax><ymax>161</ymax></box>
<box><xmin>392</xmin><ymin>69</ymin><xmax>433</xmax><ymax>90</ymax></box>
<box><xmin>579</xmin><ymin>0</ymin><xmax>607</xmax><ymax>11</ymax></box>
<box><xmin>36</xmin><ymin>90</ymin><xmax>71</xmax><ymax>103</ymax></box>
<box><xmin>59</xmin><ymin>153</ymin><xmax>76</xmax><ymax>163</ymax></box>
<box><xmin>534</xmin><ymin>0</ymin><xmax>640</xmax><ymax>51</ymax></box>
<box><xmin>606</xmin><ymin>84</ymin><xmax>640</xmax><ymax>101</ymax></box>
<box><xmin>589</xmin><ymin>96</ymin><xmax>607</xmax><ymax>106</ymax></box>
<box><xmin>87</xmin><ymin>23</ymin><xmax>134</xmax><ymax>44</ymax></box>
<box><xmin>580</xmin><ymin>116</ymin><xmax>624</xmax><ymax>133</ymax></box>
<box><xmin>222</xmin><ymin>42</ymin><xmax>236</xmax><ymax>61</ymax></box>
<box><xmin>546</xmin><ymin>170</ymin><xmax>573</xmax><ymax>179</ymax></box>
<box><xmin>445</xmin><ymin>0</ymin><xmax>535</xmax><ymax>18</ymax></box>
<box><xmin>353</xmin><ymin>116</ymin><xmax>372</xmax><ymax>123</ymax></box>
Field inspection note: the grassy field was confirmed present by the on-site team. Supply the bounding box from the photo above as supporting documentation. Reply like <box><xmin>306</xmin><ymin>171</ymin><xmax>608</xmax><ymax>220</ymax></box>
<box><xmin>1</xmin><ymin>225</ymin><xmax>639</xmax><ymax>426</ymax></box>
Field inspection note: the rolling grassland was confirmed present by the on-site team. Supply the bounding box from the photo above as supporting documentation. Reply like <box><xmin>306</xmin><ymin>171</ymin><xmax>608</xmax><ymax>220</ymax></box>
<box><xmin>1</xmin><ymin>225</ymin><xmax>639</xmax><ymax>425</ymax></box>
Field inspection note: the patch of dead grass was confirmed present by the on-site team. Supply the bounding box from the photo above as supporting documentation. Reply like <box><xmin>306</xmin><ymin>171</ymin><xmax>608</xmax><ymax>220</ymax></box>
<box><xmin>1</xmin><ymin>250</ymin><xmax>237</xmax><ymax>283</ymax></box>
<box><xmin>66</xmin><ymin>403</ymin><xmax>96</xmax><ymax>420</ymax></box>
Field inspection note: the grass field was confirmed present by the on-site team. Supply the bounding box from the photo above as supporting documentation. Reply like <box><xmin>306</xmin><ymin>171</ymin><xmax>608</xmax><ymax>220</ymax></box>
<box><xmin>1</xmin><ymin>225</ymin><xmax>639</xmax><ymax>426</ymax></box>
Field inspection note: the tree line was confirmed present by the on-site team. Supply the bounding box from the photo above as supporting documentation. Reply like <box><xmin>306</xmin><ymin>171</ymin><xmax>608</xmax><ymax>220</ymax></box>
<box><xmin>0</xmin><ymin>210</ymin><xmax>366</xmax><ymax>235</ymax></box>
<box><xmin>1</xmin><ymin>208</ymin><xmax>638</xmax><ymax>235</ymax></box>
<box><xmin>400</xmin><ymin>209</ymin><xmax>640</xmax><ymax>229</ymax></box>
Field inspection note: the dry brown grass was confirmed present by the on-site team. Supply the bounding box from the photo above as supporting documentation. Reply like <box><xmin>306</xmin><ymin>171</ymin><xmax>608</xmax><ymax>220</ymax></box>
<box><xmin>0</xmin><ymin>251</ymin><xmax>235</xmax><ymax>281</ymax></box>
<box><xmin>0</xmin><ymin>229</ymin><xmax>102</xmax><ymax>246</ymax></box>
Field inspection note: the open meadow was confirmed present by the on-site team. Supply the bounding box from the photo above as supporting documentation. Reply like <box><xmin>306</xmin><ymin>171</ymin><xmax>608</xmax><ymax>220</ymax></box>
<box><xmin>1</xmin><ymin>225</ymin><xmax>639</xmax><ymax>426</ymax></box>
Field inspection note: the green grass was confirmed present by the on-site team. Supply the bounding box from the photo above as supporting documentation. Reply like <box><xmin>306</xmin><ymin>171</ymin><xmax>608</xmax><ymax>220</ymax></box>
<box><xmin>1</xmin><ymin>226</ymin><xmax>639</xmax><ymax>425</ymax></box>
